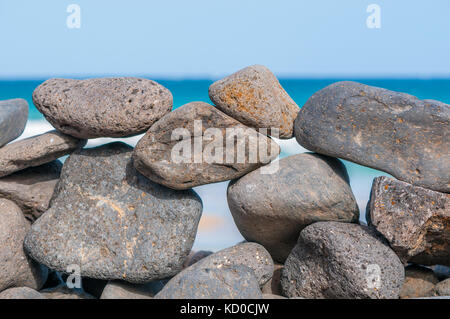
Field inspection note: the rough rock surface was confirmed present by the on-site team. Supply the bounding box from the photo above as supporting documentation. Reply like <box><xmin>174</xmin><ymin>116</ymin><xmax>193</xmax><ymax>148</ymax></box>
<box><xmin>209</xmin><ymin>65</ymin><xmax>299</xmax><ymax>139</ymax></box>
<box><xmin>33</xmin><ymin>77</ymin><xmax>173</xmax><ymax>139</ymax></box>
<box><xmin>40</xmin><ymin>285</ymin><xmax>95</xmax><ymax>299</ymax></box>
<box><xmin>281</xmin><ymin>222</ymin><xmax>404</xmax><ymax>299</ymax></box>
<box><xmin>228</xmin><ymin>153</ymin><xmax>359</xmax><ymax>262</ymax></box>
<box><xmin>24</xmin><ymin>142</ymin><xmax>203</xmax><ymax>283</ymax></box>
<box><xmin>133</xmin><ymin>101</ymin><xmax>280</xmax><ymax>190</ymax></box>
<box><xmin>294</xmin><ymin>81</ymin><xmax>450</xmax><ymax>192</ymax></box>
<box><xmin>0</xmin><ymin>98</ymin><xmax>28</xmax><ymax>147</ymax></box>
<box><xmin>155</xmin><ymin>265</ymin><xmax>262</xmax><ymax>299</ymax></box>
<box><xmin>0</xmin><ymin>160</ymin><xmax>62</xmax><ymax>221</ymax></box>
<box><xmin>0</xmin><ymin>130</ymin><xmax>85</xmax><ymax>178</ymax></box>
<box><xmin>0</xmin><ymin>199</ymin><xmax>48</xmax><ymax>292</ymax></box>
<box><xmin>436</xmin><ymin>278</ymin><xmax>450</xmax><ymax>296</ymax></box>
<box><xmin>367</xmin><ymin>176</ymin><xmax>449</xmax><ymax>266</ymax></box>
<box><xmin>399</xmin><ymin>265</ymin><xmax>439</xmax><ymax>299</ymax></box>
<box><xmin>100</xmin><ymin>280</ymin><xmax>166</xmax><ymax>299</ymax></box>
<box><xmin>0</xmin><ymin>287</ymin><xmax>45</xmax><ymax>299</ymax></box>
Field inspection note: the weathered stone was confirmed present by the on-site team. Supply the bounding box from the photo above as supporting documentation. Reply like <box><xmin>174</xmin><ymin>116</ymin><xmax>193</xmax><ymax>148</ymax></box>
<box><xmin>183</xmin><ymin>250</ymin><xmax>213</xmax><ymax>268</ymax></box>
<box><xmin>294</xmin><ymin>81</ymin><xmax>450</xmax><ymax>193</ymax></box>
<box><xmin>367</xmin><ymin>176</ymin><xmax>449</xmax><ymax>266</ymax></box>
<box><xmin>399</xmin><ymin>265</ymin><xmax>439</xmax><ymax>299</ymax></box>
<box><xmin>0</xmin><ymin>98</ymin><xmax>28</xmax><ymax>147</ymax></box>
<box><xmin>24</xmin><ymin>142</ymin><xmax>203</xmax><ymax>283</ymax></box>
<box><xmin>436</xmin><ymin>278</ymin><xmax>450</xmax><ymax>296</ymax></box>
<box><xmin>0</xmin><ymin>130</ymin><xmax>85</xmax><ymax>178</ymax></box>
<box><xmin>0</xmin><ymin>287</ymin><xmax>45</xmax><ymax>299</ymax></box>
<box><xmin>40</xmin><ymin>285</ymin><xmax>95</xmax><ymax>299</ymax></box>
<box><xmin>133</xmin><ymin>101</ymin><xmax>280</xmax><ymax>190</ymax></box>
<box><xmin>281</xmin><ymin>222</ymin><xmax>404</xmax><ymax>299</ymax></box>
<box><xmin>190</xmin><ymin>242</ymin><xmax>274</xmax><ymax>286</ymax></box>
<box><xmin>100</xmin><ymin>280</ymin><xmax>166</xmax><ymax>299</ymax></box>
<box><xmin>155</xmin><ymin>265</ymin><xmax>262</xmax><ymax>299</ymax></box>
<box><xmin>33</xmin><ymin>78</ymin><xmax>173</xmax><ymax>139</ymax></box>
<box><xmin>227</xmin><ymin>153</ymin><xmax>359</xmax><ymax>262</ymax></box>
<box><xmin>0</xmin><ymin>160</ymin><xmax>62</xmax><ymax>221</ymax></box>
<box><xmin>0</xmin><ymin>199</ymin><xmax>48</xmax><ymax>292</ymax></box>
<box><xmin>209</xmin><ymin>65</ymin><xmax>299</xmax><ymax>139</ymax></box>
<box><xmin>261</xmin><ymin>264</ymin><xmax>283</xmax><ymax>296</ymax></box>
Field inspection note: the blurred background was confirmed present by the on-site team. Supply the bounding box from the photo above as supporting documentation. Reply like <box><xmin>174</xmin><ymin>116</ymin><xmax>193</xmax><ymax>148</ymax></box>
<box><xmin>1</xmin><ymin>0</ymin><xmax>449</xmax><ymax>250</ymax></box>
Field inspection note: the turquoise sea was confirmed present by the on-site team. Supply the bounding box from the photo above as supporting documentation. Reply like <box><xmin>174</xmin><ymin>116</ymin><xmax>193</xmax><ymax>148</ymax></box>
<box><xmin>1</xmin><ymin>79</ymin><xmax>449</xmax><ymax>251</ymax></box>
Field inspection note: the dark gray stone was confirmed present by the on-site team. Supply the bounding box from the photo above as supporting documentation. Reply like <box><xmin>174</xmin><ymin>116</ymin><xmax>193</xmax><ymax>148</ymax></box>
<box><xmin>399</xmin><ymin>265</ymin><xmax>439</xmax><ymax>299</ymax></box>
<box><xmin>133</xmin><ymin>101</ymin><xmax>280</xmax><ymax>190</ymax></box>
<box><xmin>367</xmin><ymin>176</ymin><xmax>449</xmax><ymax>266</ymax></box>
<box><xmin>0</xmin><ymin>160</ymin><xmax>62</xmax><ymax>222</ymax></box>
<box><xmin>155</xmin><ymin>265</ymin><xmax>262</xmax><ymax>299</ymax></box>
<box><xmin>0</xmin><ymin>287</ymin><xmax>45</xmax><ymax>299</ymax></box>
<box><xmin>33</xmin><ymin>78</ymin><xmax>173</xmax><ymax>139</ymax></box>
<box><xmin>24</xmin><ymin>142</ymin><xmax>203</xmax><ymax>283</ymax></box>
<box><xmin>281</xmin><ymin>222</ymin><xmax>404</xmax><ymax>299</ymax></box>
<box><xmin>0</xmin><ymin>98</ymin><xmax>28</xmax><ymax>147</ymax></box>
<box><xmin>0</xmin><ymin>199</ymin><xmax>48</xmax><ymax>292</ymax></box>
<box><xmin>227</xmin><ymin>153</ymin><xmax>359</xmax><ymax>262</ymax></box>
<box><xmin>294</xmin><ymin>81</ymin><xmax>450</xmax><ymax>193</ymax></box>
<box><xmin>209</xmin><ymin>65</ymin><xmax>299</xmax><ymax>139</ymax></box>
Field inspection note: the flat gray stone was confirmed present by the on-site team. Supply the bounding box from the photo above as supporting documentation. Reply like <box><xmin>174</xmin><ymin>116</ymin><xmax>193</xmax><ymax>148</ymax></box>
<box><xmin>0</xmin><ymin>130</ymin><xmax>86</xmax><ymax>178</ymax></box>
<box><xmin>227</xmin><ymin>153</ymin><xmax>359</xmax><ymax>262</ymax></box>
<box><xmin>155</xmin><ymin>265</ymin><xmax>262</xmax><ymax>299</ymax></box>
<box><xmin>0</xmin><ymin>199</ymin><xmax>48</xmax><ymax>292</ymax></box>
<box><xmin>0</xmin><ymin>287</ymin><xmax>45</xmax><ymax>299</ymax></box>
<box><xmin>436</xmin><ymin>278</ymin><xmax>450</xmax><ymax>296</ymax></box>
<box><xmin>209</xmin><ymin>65</ymin><xmax>299</xmax><ymax>139</ymax></box>
<box><xmin>399</xmin><ymin>265</ymin><xmax>439</xmax><ymax>299</ymax></box>
<box><xmin>24</xmin><ymin>142</ymin><xmax>203</xmax><ymax>283</ymax></box>
<box><xmin>367</xmin><ymin>176</ymin><xmax>449</xmax><ymax>266</ymax></box>
<box><xmin>0</xmin><ymin>98</ymin><xmax>28</xmax><ymax>147</ymax></box>
<box><xmin>0</xmin><ymin>160</ymin><xmax>62</xmax><ymax>221</ymax></box>
<box><xmin>281</xmin><ymin>222</ymin><xmax>404</xmax><ymax>299</ymax></box>
<box><xmin>294</xmin><ymin>81</ymin><xmax>450</xmax><ymax>193</ymax></box>
<box><xmin>33</xmin><ymin>78</ymin><xmax>173</xmax><ymax>139</ymax></box>
<box><xmin>100</xmin><ymin>280</ymin><xmax>166</xmax><ymax>299</ymax></box>
<box><xmin>133</xmin><ymin>101</ymin><xmax>280</xmax><ymax>190</ymax></box>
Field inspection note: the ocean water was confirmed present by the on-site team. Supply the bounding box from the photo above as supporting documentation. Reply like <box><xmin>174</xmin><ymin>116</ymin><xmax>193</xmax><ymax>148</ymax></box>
<box><xmin>1</xmin><ymin>79</ymin><xmax>449</xmax><ymax>251</ymax></box>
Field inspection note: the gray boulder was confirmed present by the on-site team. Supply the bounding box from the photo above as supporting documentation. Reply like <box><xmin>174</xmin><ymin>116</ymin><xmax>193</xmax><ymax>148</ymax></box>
<box><xmin>100</xmin><ymin>280</ymin><xmax>166</xmax><ymax>299</ymax></box>
<box><xmin>0</xmin><ymin>98</ymin><xmax>28</xmax><ymax>147</ymax></box>
<box><xmin>0</xmin><ymin>287</ymin><xmax>45</xmax><ymax>299</ymax></box>
<box><xmin>399</xmin><ymin>265</ymin><xmax>439</xmax><ymax>299</ymax></box>
<box><xmin>294</xmin><ymin>81</ymin><xmax>450</xmax><ymax>192</ymax></box>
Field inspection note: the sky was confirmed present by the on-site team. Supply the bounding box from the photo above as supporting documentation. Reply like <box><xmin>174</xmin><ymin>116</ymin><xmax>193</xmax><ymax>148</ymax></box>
<box><xmin>0</xmin><ymin>0</ymin><xmax>449</xmax><ymax>79</ymax></box>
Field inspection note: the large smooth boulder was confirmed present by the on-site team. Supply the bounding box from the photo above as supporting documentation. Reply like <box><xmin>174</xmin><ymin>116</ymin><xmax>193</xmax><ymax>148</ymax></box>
<box><xmin>227</xmin><ymin>153</ymin><xmax>359</xmax><ymax>262</ymax></box>
<box><xmin>133</xmin><ymin>101</ymin><xmax>280</xmax><ymax>190</ymax></box>
<box><xmin>209</xmin><ymin>65</ymin><xmax>299</xmax><ymax>139</ymax></box>
<box><xmin>367</xmin><ymin>176</ymin><xmax>449</xmax><ymax>266</ymax></box>
<box><xmin>32</xmin><ymin>78</ymin><xmax>173</xmax><ymax>139</ymax></box>
<box><xmin>294</xmin><ymin>81</ymin><xmax>450</xmax><ymax>192</ymax></box>
<box><xmin>24</xmin><ymin>142</ymin><xmax>203</xmax><ymax>283</ymax></box>
<box><xmin>0</xmin><ymin>98</ymin><xmax>28</xmax><ymax>147</ymax></box>
<box><xmin>281</xmin><ymin>222</ymin><xmax>404</xmax><ymax>299</ymax></box>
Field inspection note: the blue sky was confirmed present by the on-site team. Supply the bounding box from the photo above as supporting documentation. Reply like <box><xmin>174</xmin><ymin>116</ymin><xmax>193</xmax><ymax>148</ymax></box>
<box><xmin>0</xmin><ymin>0</ymin><xmax>449</xmax><ymax>79</ymax></box>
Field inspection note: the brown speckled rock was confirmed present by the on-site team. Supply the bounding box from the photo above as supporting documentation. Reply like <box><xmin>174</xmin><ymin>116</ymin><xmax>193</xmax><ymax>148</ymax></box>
<box><xmin>281</xmin><ymin>222</ymin><xmax>404</xmax><ymax>299</ymax></box>
<box><xmin>0</xmin><ymin>98</ymin><xmax>28</xmax><ymax>147</ymax></box>
<box><xmin>0</xmin><ymin>130</ymin><xmax>85</xmax><ymax>178</ymax></box>
<box><xmin>0</xmin><ymin>287</ymin><xmax>45</xmax><ymax>299</ymax></box>
<box><xmin>133</xmin><ymin>102</ymin><xmax>280</xmax><ymax>190</ymax></box>
<box><xmin>294</xmin><ymin>81</ymin><xmax>450</xmax><ymax>193</ymax></box>
<box><xmin>33</xmin><ymin>78</ymin><xmax>173</xmax><ymax>139</ymax></box>
<box><xmin>436</xmin><ymin>278</ymin><xmax>450</xmax><ymax>296</ymax></box>
<box><xmin>399</xmin><ymin>265</ymin><xmax>439</xmax><ymax>299</ymax></box>
<box><xmin>0</xmin><ymin>160</ymin><xmax>62</xmax><ymax>222</ymax></box>
<box><xmin>209</xmin><ymin>65</ymin><xmax>299</xmax><ymax>139</ymax></box>
<box><xmin>24</xmin><ymin>142</ymin><xmax>203</xmax><ymax>283</ymax></box>
<box><xmin>228</xmin><ymin>153</ymin><xmax>359</xmax><ymax>262</ymax></box>
<box><xmin>367</xmin><ymin>176</ymin><xmax>449</xmax><ymax>266</ymax></box>
<box><xmin>0</xmin><ymin>199</ymin><xmax>48</xmax><ymax>292</ymax></box>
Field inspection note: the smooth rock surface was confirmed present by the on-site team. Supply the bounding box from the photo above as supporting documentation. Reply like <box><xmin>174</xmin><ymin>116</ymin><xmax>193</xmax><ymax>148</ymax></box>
<box><xmin>133</xmin><ymin>101</ymin><xmax>280</xmax><ymax>190</ymax></box>
<box><xmin>281</xmin><ymin>222</ymin><xmax>404</xmax><ymax>299</ymax></box>
<box><xmin>399</xmin><ymin>265</ymin><xmax>439</xmax><ymax>299</ymax></box>
<box><xmin>0</xmin><ymin>199</ymin><xmax>48</xmax><ymax>292</ymax></box>
<box><xmin>436</xmin><ymin>278</ymin><xmax>450</xmax><ymax>296</ymax></box>
<box><xmin>33</xmin><ymin>77</ymin><xmax>173</xmax><ymax>139</ymax></box>
<box><xmin>294</xmin><ymin>81</ymin><xmax>450</xmax><ymax>192</ymax></box>
<box><xmin>0</xmin><ymin>130</ymin><xmax>85</xmax><ymax>178</ymax></box>
<box><xmin>228</xmin><ymin>153</ymin><xmax>359</xmax><ymax>262</ymax></box>
<box><xmin>24</xmin><ymin>142</ymin><xmax>203</xmax><ymax>283</ymax></box>
<box><xmin>155</xmin><ymin>265</ymin><xmax>262</xmax><ymax>299</ymax></box>
<box><xmin>209</xmin><ymin>65</ymin><xmax>299</xmax><ymax>139</ymax></box>
<box><xmin>100</xmin><ymin>280</ymin><xmax>166</xmax><ymax>299</ymax></box>
<box><xmin>367</xmin><ymin>176</ymin><xmax>449</xmax><ymax>266</ymax></box>
<box><xmin>0</xmin><ymin>160</ymin><xmax>62</xmax><ymax>221</ymax></box>
<box><xmin>0</xmin><ymin>98</ymin><xmax>28</xmax><ymax>147</ymax></box>
<box><xmin>0</xmin><ymin>287</ymin><xmax>45</xmax><ymax>299</ymax></box>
